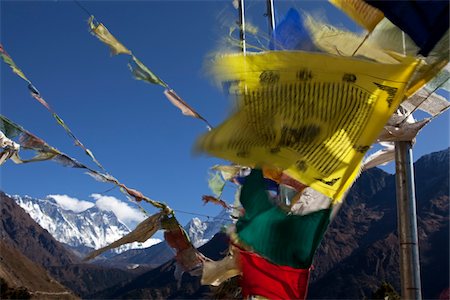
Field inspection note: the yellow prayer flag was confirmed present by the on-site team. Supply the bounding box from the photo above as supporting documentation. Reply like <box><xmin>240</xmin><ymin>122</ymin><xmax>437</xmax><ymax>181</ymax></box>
<box><xmin>88</xmin><ymin>16</ymin><xmax>131</xmax><ymax>55</ymax></box>
<box><xmin>197</xmin><ymin>51</ymin><xmax>418</xmax><ymax>201</ymax></box>
<box><xmin>329</xmin><ymin>0</ymin><xmax>384</xmax><ymax>32</ymax></box>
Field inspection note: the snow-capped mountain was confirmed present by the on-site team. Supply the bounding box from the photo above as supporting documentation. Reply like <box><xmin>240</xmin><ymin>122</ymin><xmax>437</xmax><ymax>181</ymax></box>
<box><xmin>12</xmin><ymin>194</ymin><xmax>161</xmax><ymax>254</ymax></box>
<box><xmin>184</xmin><ymin>208</ymin><xmax>232</xmax><ymax>247</ymax></box>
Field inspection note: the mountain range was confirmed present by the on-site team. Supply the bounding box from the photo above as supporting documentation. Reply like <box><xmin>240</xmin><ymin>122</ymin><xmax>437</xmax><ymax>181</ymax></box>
<box><xmin>11</xmin><ymin>194</ymin><xmax>231</xmax><ymax>260</ymax></box>
<box><xmin>1</xmin><ymin>148</ymin><xmax>448</xmax><ymax>299</ymax></box>
<box><xmin>11</xmin><ymin>194</ymin><xmax>161</xmax><ymax>257</ymax></box>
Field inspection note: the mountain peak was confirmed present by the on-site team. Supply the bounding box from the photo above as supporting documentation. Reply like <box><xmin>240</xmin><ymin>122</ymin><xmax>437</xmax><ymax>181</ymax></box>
<box><xmin>184</xmin><ymin>208</ymin><xmax>232</xmax><ymax>248</ymax></box>
<box><xmin>13</xmin><ymin>194</ymin><xmax>160</xmax><ymax>255</ymax></box>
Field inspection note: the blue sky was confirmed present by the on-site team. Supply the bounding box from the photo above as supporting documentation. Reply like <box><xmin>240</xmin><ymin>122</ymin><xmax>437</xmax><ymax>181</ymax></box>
<box><xmin>1</xmin><ymin>0</ymin><xmax>448</xmax><ymax>228</ymax></box>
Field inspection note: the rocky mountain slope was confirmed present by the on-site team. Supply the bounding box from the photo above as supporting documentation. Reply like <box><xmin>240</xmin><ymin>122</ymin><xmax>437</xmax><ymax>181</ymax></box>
<box><xmin>309</xmin><ymin>148</ymin><xmax>449</xmax><ymax>299</ymax></box>
<box><xmin>0</xmin><ymin>192</ymin><xmax>78</xmax><ymax>298</ymax></box>
<box><xmin>0</xmin><ymin>192</ymin><xmax>143</xmax><ymax>298</ymax></box>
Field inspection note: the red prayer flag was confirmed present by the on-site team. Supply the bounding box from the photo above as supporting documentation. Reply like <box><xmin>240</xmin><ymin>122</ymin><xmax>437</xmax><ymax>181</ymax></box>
<box><xmin>238</xmin><ymin>249</ymin><xmax>310</xmax><ymax>300</ymax></box>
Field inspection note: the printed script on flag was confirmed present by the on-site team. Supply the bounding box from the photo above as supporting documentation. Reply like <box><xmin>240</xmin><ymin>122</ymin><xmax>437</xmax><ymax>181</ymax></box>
<box><xmin>197</xmin><ymin>51</ymin><xmax>417</xmax><ymax>201</ymax></box>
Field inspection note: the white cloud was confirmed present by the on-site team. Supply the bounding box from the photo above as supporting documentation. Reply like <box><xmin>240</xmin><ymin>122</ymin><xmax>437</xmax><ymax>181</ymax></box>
<box><xmin>47</xmin><ymin>194</ymin><xmax>94</xmax><ymax>213</ymax></box>
<box><xmin>90</xmin><ymin>193</ymin><xmax>146</xmax><ymax>228</ymax></box>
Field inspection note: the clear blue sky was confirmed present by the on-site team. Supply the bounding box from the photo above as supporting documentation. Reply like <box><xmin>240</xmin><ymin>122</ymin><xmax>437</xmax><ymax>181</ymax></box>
<box><xmin>1</xmin><ymin>0</ymin><xmax>448</xmax><ymax>227</ymax></box>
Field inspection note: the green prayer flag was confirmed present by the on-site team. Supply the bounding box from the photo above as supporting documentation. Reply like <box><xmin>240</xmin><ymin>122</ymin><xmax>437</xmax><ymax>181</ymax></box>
<box><xmin>129</xmin><ymin>56</ymin><xmax>167</xmax><ymax>87</ymax></box>
<box><xmin>208</xmin><ymin>172</ymin><xmax>226</xmax><ymax>197</ymax></box>
<box><xmin>236</xmin><ymin>169</ymin><xmax>331</xmax><ymax>269</ymax></box>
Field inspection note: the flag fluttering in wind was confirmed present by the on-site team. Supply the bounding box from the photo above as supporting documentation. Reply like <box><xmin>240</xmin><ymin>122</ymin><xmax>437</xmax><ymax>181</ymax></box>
<box><xmin>88</xmin><ymin>16</ymin><xmax>211</xmax><ymax>129</ymax></box>
<box><xmin>201</xmin><ymin>169</ymin><xmax>332</xmax><ymax>299</ymax></box>
<box><xmin>197</xmin><ymin>51</ymin><xmax>418</xmax><ymax>201</ymax></box>
<box><xmin>88</xmin><ymin>18</ymin><xmax>131</xmax><ymax>55</ymax></box>
<box><xmin>1</xmin><ymin>114</ymin><xmax>202</xmax><ymax>274</ymax></box>
<box><xmin>84</xmin><ymin>211</ymin><xmax>164</xmax><ymax>261</ymax></box>
<box><xmin>235</xmin><ymin>170</ymin><xmax>331</xmax><ymax>269</ymax></box>
<box><xmin>197</xmin><ymin>5</ymin><xmax>450</xmax><ymax>296</ymax></box>
<box><xmin>0</xmin><ymin>114</ymin><xmax>166</xmax><ymax>209</ymax></box>
<box><xmin>0</xmin><ymin>44</ymin><xmax>107</xmax><ymax>172</ymax></box>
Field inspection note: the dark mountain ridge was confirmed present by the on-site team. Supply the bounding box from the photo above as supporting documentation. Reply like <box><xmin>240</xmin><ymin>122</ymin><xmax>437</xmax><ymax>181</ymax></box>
<box><xmin>308</xmin><ymin>148</ymin><xmax>449</xmax><ymax>299</ymax></box>
<box><xmin>0</xmin><ymin>192</ymin><xmax>143</xmax><ymax>298</ymax></box>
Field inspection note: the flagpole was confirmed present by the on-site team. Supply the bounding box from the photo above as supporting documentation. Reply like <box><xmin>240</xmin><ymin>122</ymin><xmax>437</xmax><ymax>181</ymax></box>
<box><xmin>394</xmin><ymin>141</ymin><xmax>422</xmax><ymax>300</ymax></box>
<box><xmin>394</xmin><ymin>31</ymin><xmax>422</xmax><ymax>300</ymax></box>
<box><xmin>266</xmin><ymin>0</ymin><xmax>276</xmax><ymax>32</ymax></box>
<box><xmin>238</xmin><ymin>0</ymin><xmax>246</xmax><ymax>54</ymax></box>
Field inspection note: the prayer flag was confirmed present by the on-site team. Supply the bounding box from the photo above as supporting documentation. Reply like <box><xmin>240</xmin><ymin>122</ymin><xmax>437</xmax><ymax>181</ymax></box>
<box><xmin>198</xmin><ymin>51</ymin><xmax>418</xmax><ymax>200</ymax></box>
<box><xmin>238</xmin><ymin>248</ymin><xmax>310</xmax><ymax>300</ymax></box>
<box><xmin>163</xmin><ymin>89</ymin><xmax>212</xmax><ymax>129</ymax></box>
<box><xmin>208</xmin><ymin>172</ymin><xmax>226</xmax><ymax>197</ymax></box>
<box><xmin>235</xmin><ymin>169</ymin><xmax>331</xmax><ymax>269</ymax></box>
<box><xmin>84</xmin><ymin>212</ymin><xmax>163</xmax><ymax>261</ymax></box>
<box><xmin>88</xmin><ymin>16</ymin><xmax>131</xmax><ymax>55</ymax></box>
<box><xmin>129</xmin><ymin>56</ymin><xmax>167</xmax><ymax>87</ymax></box>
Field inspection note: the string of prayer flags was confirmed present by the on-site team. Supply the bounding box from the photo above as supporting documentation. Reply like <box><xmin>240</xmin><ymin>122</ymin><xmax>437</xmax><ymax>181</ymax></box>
<box><xmin>0</xmin><ymin>115</ymin><xmax>176</xmax><ymax>256</ymax></box>
<box><xmin>84</xmin><ymin>211</ymin><xmax>164</xmax><ymax>261</ymax></box>
<box><xmin>0</xmin><ymin>44</ymin><xmax>30</xmax><ymax>83</ymax></box>
<box><xmin>0</xmin><ymin>44</ymin><xmax>107</xmax><ymax>172</ymax></box>
<box><xmin>198</xmin><ymin>51</ymin><xmax>418</xmax><ymax>201</ymax></box>
<box><xmin>85</xmin><ymin>210</ymin><xmax>207</xmax><ymax>278</ymax></box>
<box><xmin>329</xmin><ymin>0</ymin><xmax>384</xmax><ymax>32</ymax></box>
<box><xmin>364</xmin><ymin>0</ymin><xmax>449</xmax><ymax>56</ymax></box>
<box><xmin>0</xmin><ymin>114</ymin><xmax>167</xmax><ymax>210</ymax></box>
<box><xmin>0</xmin><ymin>115</ymin><xmax>63</xmax><ymax>164</ymax></box>
<box><xmin>87</xmin><ymin>16</ymin><xmax>212</xmax><ymax>129</ymax></box>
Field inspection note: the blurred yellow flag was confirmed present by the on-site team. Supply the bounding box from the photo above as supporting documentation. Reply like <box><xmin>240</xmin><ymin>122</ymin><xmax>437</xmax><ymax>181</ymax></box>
<box><xmin>89</xmin><ymin>17</ymin><xmax>131</xmax><ymax>55</ymax></box>
<box><xmin>197</xmin><ymin>51</ymin><xmax>417</xmax><ymax>201</ymax></box>
<box><xmin>329</xmin><ymin>0</ymin><xmax>384</xmax><ymax>32</ymax></box>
